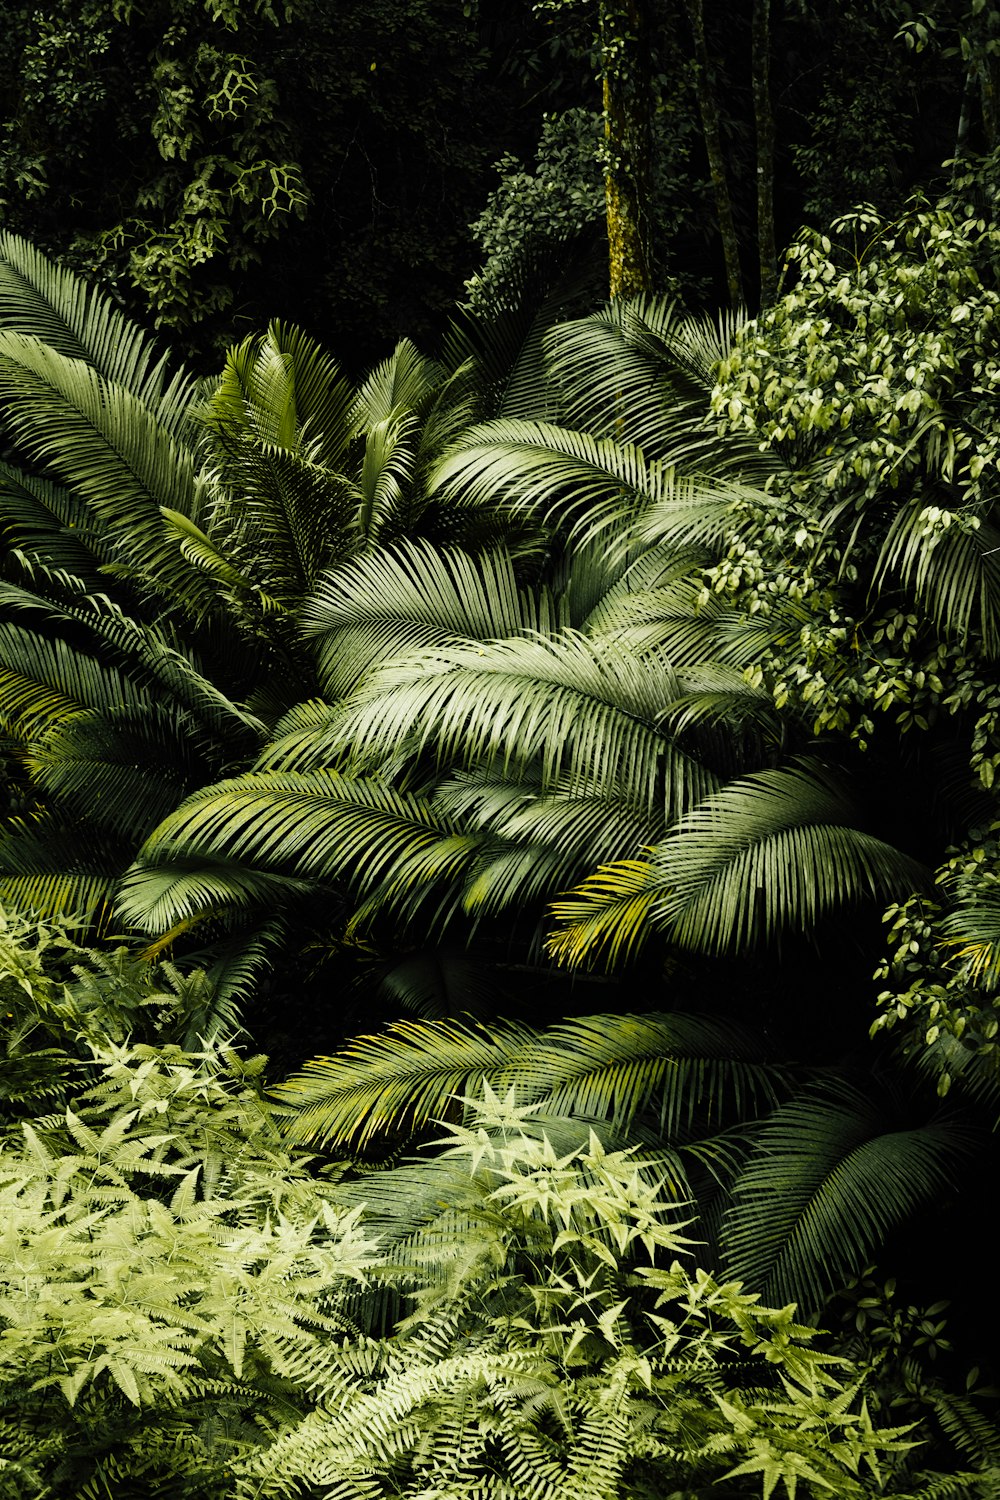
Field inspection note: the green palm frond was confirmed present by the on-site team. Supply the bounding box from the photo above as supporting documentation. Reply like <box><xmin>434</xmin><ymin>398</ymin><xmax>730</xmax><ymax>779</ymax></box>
<box><xmin>0</xmin><ymin>585</ymin><xmax>266</xmax><ymax>751</ymax></box>
<box><xmin>876</xmin><ymin>501</ymin><xmax>1000</xmax><ymax>657</ymax></box>
<box><xmin>720</xmin><ymin>1077</ymin><xmax>976</xmax><ymax>1309</ymax></box>
<box><xmin>331</xmin><ymin>632</ymin><xmax>719</xmax><ymax>817</ymax></box>
<box><xmin>429</xmin><ymin>420</ymin><xmax>731</xmax><ymax>552</ymax></box>
<box><xmin>658</xmin><ymin>664</ymin><xmax>784</xmax><ymax>772</ymax></box>
<box><xmin>548</xmin><ymin>760</ymin><xmax>930</xmax><ymax>965</ymax></box>
<box><xmin>0</xmin><ymin>623</ymin><xmax>157</xmax><ymax>741</ymax></box>
<box><xmin>26</xmin><ymin>709</ymin><xmax>209</xmax><ymax>842</ymax></box>
<box><xmin>303</xmin><ymin>542</ymin><xmax>561</xmax><ymax>699</ymax></box>
<box><xmin>203</xmin><ymin>439</ymin><xmax>357</xmax><ymax>608</ymax></box>
<box><xmin>276</xmin><ymin>1015</ymin><xmax>534</xmax><ymax>1149</ymax></box>
<box><xmin>353</xmin><ymin>339</ymin><xmax>445</xmax><ymax>429</ymax></box>
<box><xmin>0</xmin><ymin>463</ymin><xmax>111</xmax><ymax>581</ymax></box>
<box><xmin>276</xmin><ymin>1008</ymin><xmax>780</xmax><ymax>1155</ymax></box>
<box><xmin>0</xmin><ymin>231</ymin><xmax>199</xmax><ymax>422</ymax></box>
<box><xmin>544</xmin><ymin>298</ymin><xmax>719</xmax><ymax>454</ymax></box>
<box><xmin>543</xmin><ymin>297</ymin><xmax>781</xmax><ymax>483</ymax></box>
<box><xmin>0</xmin><ymin>814</ymin><xmax>125</xmax><ymax>923</ymax></box>
<box><xmin>582</xmin><ymin>560</ymin><xmax>786</xmax><ymax>670</ymax></box>
<box><xmin>451</xmin><ymin>784</ymin><xmax>667</xmax><ymax>917</ymax></box>
<box><xmin>0</xmin><ymin>333</ymin><xmax>212</xmax><ymax>608</ymax></box>
<box><xmin>200</xmin><ymin>320</ymin><xmax>356</xmax><ymax>468</ymax></box>
<box><xmin>116</xmin><ymin>771</ymin><xmax>478</xmax><ymax>934</ymax></box>
<box><xmin>545</xmin><ymin>857</ymin><xmax>656</xmax><ymax>969</ymax></box>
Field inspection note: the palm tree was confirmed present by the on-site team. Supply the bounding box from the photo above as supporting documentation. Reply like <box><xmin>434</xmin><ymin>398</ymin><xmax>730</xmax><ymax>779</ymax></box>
<box><xmin>0</xmin><ymin>234</ymin><xmax>527</xmax><ymax>950</ymax></box>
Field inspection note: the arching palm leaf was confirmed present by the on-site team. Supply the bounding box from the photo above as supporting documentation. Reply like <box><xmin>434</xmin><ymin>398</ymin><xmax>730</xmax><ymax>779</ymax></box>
<box><xmin>0</xmin><ymin>230</ymin><xmax>200</xmax><ymax>421</ymax></box>
<box><xmin>0</xmin><ymin>332</ymin><xmax>211</xmax><ymax>610</ymax></box>
<box><xmin>547</xmin><ymin>760</ymin><xmax>930</xmax><ymax>965</ymax></box>
<box><xmin>302</xmin><ymin>541</ymin><xmax>562</xmax><ymax>699</ymax></box>
<box><xmin>116</xmin><ymin>771</ymin><xmax>483</xmax><ymax>934</ymax></box>
<box><xmin>429</xmin><ymin>419</ymin><xmax>733</xmax><ymax>553</ymax></box>
<box><xmin>876</xmin><ymin>500</ymin><xmax>1000</xmax><ymax>658</ymax></box>
<box><xmin>330</xmin><ymin>633</ymin><xmax>719</xmax><ymax>818</ymax></box>
<box><xmin>720</xmin><ymin>1076</ymin><xmax>976</xmax><ymax>1309</ymax></box>
<box><xmin>275</xmin><ymin>1009</ymin><xmax>780</xmax><ymax>1154</ymax></box>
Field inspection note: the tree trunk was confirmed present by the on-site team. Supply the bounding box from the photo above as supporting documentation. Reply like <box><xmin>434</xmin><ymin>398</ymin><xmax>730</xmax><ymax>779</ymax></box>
<box><xmin>682</xmin><ymin>0</ymin><xmax>743</xmax><ymax>309</ymax></box>
<box><xmin>751</xmin><ymin>0</ymin><xmax>777</xmax><ymax>308</ymax></box>
<box><xmin>599</xmin><ymin>0</ymin><xmax>655</xmax><ymax>299</ymax></box>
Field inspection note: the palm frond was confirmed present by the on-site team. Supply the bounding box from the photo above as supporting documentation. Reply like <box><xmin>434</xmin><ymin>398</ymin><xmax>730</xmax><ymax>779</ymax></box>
<box><xmin>720</xmin><ymin>1077</ymin><xmax>976</xmax><ymax>1308</ymax></box>
<box><xmin>548</xmin><ymin>760</ymin><xmax>930</xmax><ymax>964</ymax></box>
<box><xmin>276</xmin><ymin>1008</ymin><xmax>779</xmax><ymax>1154</ymax></box>
<box><xmin>0</xmin><ymin>585</ymin><xmax>265</xmax><ymax>751</ymax></box>
<box><xmin>0</xmin><ymin>230</ymin><xmax>199</xmax><ymax>424</ymax></box>
<box><xmin>0</xmin><ymin>333</ymin><xmax>210</xmax><ymax>608</ymax></box>
<box><xmin>876</xmin><ymin>502</ymin><xmax>1000</xmax><ymax>657</ymax></box>
<box><xmin>303</xmin><ymin>542</ymin><xmax>560</xmax><ymax>699</ymax></box>
<box><xmin>330</xmin><ymin>633</ymin><xmax>719</xmax><ymax>817</ymax></box>
<box><xmin>0</xmin><ymin>462</ymin><xmax>112</xmax><ymax>580</ymax></box>
<box><xmin>116</xmin><ymin>771</ymin><xmax>475</xmax><ymax>933</ymax></box>
<box><xmin>543</xmin><ymin>297</ymin><xmax>782</xmax><ymax>482</ymax></box>
<box><xmin>356</xmin><ymin>413</ymin><xmax>419</xmax><ymax>545</ymax></box>
<box><xmin>453</xmin><ymin>784</ymin><xmax>667</xmax><ymax>916</ymax></box>
<box><xmin>203</xmin><ymin>440</ymin><xmax>357</xmax><ymax>607</ymax></box>
<box><xmin>429</xmin><ymin>420</ymin><xmax>732</xmax><ymax>552</ymax></box>
<box><xmin>352</xmin><ymin>339</ymin><xmax>445</xmax><ymax>429</ymax></box>
<box><xmin>275</xmin><ymin>1015</ymin><xmax>535</xmax><ymax>1149</ymax></box>
<box><xmin>0</xmin><ymin>623</ymin><xmax>157</xmax><ymax>740</ymax></box>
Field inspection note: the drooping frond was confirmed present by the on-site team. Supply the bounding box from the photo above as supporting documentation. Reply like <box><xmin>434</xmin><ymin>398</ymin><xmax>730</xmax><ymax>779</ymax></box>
<box><xmin>0</xmin><ymin>623</ymin><xmax>156</xmax><ymax>740</ymax></box>
<box><xmin>116</xmin><ymin>771</ymin><xmax>479</xmax><ymax>934</ymax></box>
<box><xmin>544</xmin><ymin>857</ymin><xmax>657</xmax><ymax>969</ymax></box>
<box><xmin>0</xmin><ymin>814</ymin><xmax>124</xmax><ymax>923</ymax></box>
<box><xmin>876</xmin><ymin>501</ymin><xmax>1000</xmax><ymax>657</ymax></box>
<box><xmin>276</xmin><ymin>1008</ymin><xmax>779</xmax><ymax>1154</ymax></box>
<box><xmin>543</xmin><ymin>297</ymin><xmax>783</xmax><ymax>483</ymax></box>
<box><xmin>548</xmin><ymin>760</ymin><xmax>930</xmax><ymax>964</ymax></box>
<box><xmin>0</xmin><ymin>463</ymin><xmax>111</xmax><ymax>581</ymax></box>
<box><xmin>0</xmin><ymin>333</ymin><xmax>211</xmax><ymax>608</ymax></box>
<box><xmin>0</xmin><ymin>230</ymin><xmax>199</xmax><ymax>422</ymax></box>
<box><xmin>0</xmin><ymin>584</ymin><xmax>266</xmax><ymax>752</ymax></box>
<box><xmin>330</xmin><ymin>633</ymin><xmax>719</xmax><ymax>817</ymax></box>
<box><xmin>720</xmin><ymin>1077</ymin><xmax>976</xmax><ymax>1309</ymax></box>
<box><xmin>276</xmin><ymin>1016</ymin><xmax>535</xmax><ymax>1149</ymax></box>
<box><xmin>429</xmin><ymin>420</ymin><xmax>732</xmax><ymax>552</ymax></box>
<box><xmin>303</xmin><ymin>542</ymin><xmax>562</xmax><ymax>698</ymax></box>
<box><xmin>447</xmin><ymin>778</ymin><xmax>668</xmax><ymax>917</ymax></box>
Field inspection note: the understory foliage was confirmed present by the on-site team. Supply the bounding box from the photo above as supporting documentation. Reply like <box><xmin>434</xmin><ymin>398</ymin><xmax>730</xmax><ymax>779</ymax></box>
<box><xmin>0</xmin><ymin>911</ymin><xmax>941</xmax><ymax>1500</ymax></box>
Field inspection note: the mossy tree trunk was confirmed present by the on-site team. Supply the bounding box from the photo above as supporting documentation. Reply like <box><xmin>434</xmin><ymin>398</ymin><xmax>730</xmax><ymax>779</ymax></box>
<box><xmin>599</xmin><ymin>0</ymin><xmax>655</xmax><ymax>299</ymax></box>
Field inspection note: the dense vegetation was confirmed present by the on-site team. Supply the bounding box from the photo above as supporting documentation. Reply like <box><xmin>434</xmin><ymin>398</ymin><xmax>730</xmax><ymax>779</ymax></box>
<box><xmin>3</xmin><ymin>1</ymin><xmax>1000</xmax><ymax>1495</ymax></box>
